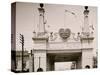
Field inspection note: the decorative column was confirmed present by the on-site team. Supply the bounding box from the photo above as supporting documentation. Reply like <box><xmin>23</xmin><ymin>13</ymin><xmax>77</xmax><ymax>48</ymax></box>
<box><xmin>32</xmin><ymin>3</ymin><xmax>48</xmax><ymax>72</ymax></box>
<box><xmin>37</xmin><ymin>3</ymin><xmax>45</xmax><ymax>36</ymax></box>
<box><xmin>81</xmin><ymin>6</ymin><xmax>94</xmax><ymax>69</ymax></box>
<box><xmin>83</xmin><ymin>6</ymin><xmax>90</xmax><ymax>36</ymax></box>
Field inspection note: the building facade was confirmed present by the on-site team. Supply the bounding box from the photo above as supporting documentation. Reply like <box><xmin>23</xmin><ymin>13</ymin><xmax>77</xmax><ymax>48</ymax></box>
<box><xmin>31</xmin><ymin>4</ymin><xmax>94</xmax><ymax>72</ymax></box>
<box><xmin>11</xmin><ymin>3</ymin><xmax>97</xmax><ymax>72</ymax></box>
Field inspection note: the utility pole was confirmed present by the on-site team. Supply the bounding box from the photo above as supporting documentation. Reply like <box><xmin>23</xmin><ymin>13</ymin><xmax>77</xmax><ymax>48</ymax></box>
<box><xmin>20</xmin><ymin>34</ymin><xmax>24</xmax><ymax>72</ymax></box>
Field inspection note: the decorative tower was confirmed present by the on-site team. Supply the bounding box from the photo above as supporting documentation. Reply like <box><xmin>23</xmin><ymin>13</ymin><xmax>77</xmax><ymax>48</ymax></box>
<box><xmin>37</xmin><ymin>3</ymin><xmax>46</xmax><ymax>37</ymax></box>
<box><xmin>81</xmin><ymin>6</ymin><xmax>94</xmax><ymax>69</ymax></box>
<box><xmin>83</xmin><ymin>6</ymin><xmax>90</xmax><ymax>36</ymax></box>
<box><xmin>81</xmin><ymin>6</ymin><xmax>94</xmax><ymax>42</ymax></box>
<box><xmin>32</xmin><ymin>3</ymin><xmax>48</xmax><ymax>72</ymax></box>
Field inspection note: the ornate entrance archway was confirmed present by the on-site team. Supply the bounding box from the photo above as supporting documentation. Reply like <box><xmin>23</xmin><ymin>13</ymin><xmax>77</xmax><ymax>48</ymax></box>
<box><xmin>47</xmin><ymin>52</ymin><xmax>82</xmax><ymax>71</ymax></box>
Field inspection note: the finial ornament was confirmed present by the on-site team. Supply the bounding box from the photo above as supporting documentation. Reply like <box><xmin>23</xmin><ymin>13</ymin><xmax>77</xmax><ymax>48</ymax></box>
<box><xmin>85</xmin><ymin>6</ymin><xmax>88</xmax><ymax>10</ymax></box>
<box><xmin>40</xmin><ymin>3</ymin><xmax>44</xmax><ymax>8</ymax></box>
<box><xmin>84</xmin><ymin>6</ymin><xmax>89</xmax><ymax>15</ymax></box>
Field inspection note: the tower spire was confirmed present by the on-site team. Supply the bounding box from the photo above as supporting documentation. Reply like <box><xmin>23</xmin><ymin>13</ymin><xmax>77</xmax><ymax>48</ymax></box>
<box><xmin>83</xmin><ymin>6</ymin><xmax>90</xmax><ymax>36</ymax></box>
<box><xmin>37</xmin><ymin>3</ymin><xmax>45</xmax><ymax>36</ymax></box>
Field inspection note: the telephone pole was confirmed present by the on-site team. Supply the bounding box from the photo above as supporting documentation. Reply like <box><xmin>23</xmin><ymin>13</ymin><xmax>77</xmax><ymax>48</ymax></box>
<box><xmin>20</xmin><ymin>34</ymin><xmax>24</xmax><ymax>72</ymax></box>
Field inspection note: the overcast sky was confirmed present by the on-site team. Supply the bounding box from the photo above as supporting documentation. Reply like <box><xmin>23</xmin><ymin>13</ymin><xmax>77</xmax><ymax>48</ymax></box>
<box><xmin>16</xmin><ymin>2</ymin><xmax>97</xmax><ymax>55</ymax></box>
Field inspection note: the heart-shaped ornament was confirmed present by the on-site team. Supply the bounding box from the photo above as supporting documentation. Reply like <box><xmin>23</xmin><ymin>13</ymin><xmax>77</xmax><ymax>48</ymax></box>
<box><xmin>59</xmin><ymin>28</ymin><xmax>71</xmax><ymax>39</ymax></box>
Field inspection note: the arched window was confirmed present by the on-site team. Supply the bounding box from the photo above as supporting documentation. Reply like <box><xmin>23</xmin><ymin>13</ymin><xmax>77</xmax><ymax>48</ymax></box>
<box><xmin>37</xmin><ymin>68</ymin><xmax>43</xmax><ymax>72</ymax></box>
<box><xmin>85</xmin><ymin>65</ymin><xmax>90</xmax><ymax>69</ymax></box>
